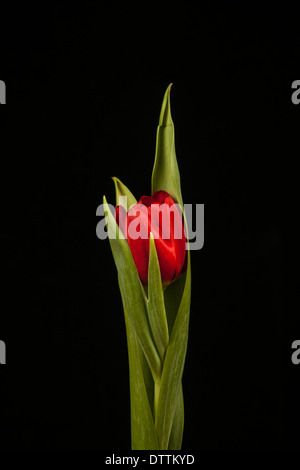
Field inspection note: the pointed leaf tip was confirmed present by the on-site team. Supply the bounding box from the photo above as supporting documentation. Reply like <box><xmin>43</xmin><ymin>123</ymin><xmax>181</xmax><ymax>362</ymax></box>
<box><xmin>112</xmin><ymin>177</ymin><xmax>137</xmax><ymax>211</ymax></box>
<box><xmin>159</xmin><ymin>84</ymin><xmax>173</xmax><ymax>127</ymax></box>
<box><xmin>152</xmin><ymin>83</ymin><xmax>183</xmax><ymax>207</ymax></box>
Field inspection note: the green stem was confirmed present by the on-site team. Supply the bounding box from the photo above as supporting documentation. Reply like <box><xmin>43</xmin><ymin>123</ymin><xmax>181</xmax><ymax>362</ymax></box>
<box><xmin>154</xmin><ymin>381</ymin><xmax>161</xmax><ymax>426</ymax></box>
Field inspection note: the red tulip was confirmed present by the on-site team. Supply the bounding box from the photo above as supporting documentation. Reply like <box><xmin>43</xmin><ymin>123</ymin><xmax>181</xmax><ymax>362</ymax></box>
<box><xmin>115</xmin><ymin>190</ymin><xmax>187</xmax><ymax>286</ymax></box>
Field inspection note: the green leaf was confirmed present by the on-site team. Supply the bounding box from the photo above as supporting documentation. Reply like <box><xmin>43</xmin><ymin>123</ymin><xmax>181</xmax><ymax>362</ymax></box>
<box><xmin>168</xmin><ymin>383</ymin><xmax>184</xmax><ymax>450</ymax></box>
<box><xmin>103</xmin><ymin>196</ymin><xmax>161</xmax><ymax>383</ymax></box>
<box><xmin>151</xmin><ymin>86</ymin><xmax>192</xmax><ymax>449</ymax></box>
<box><xmin>152</xmin><ymin>84</ymin><xmax>183</xmax><ymax>207</ymax></box>
<box><xmin>164</xmin><ymin>273</ymin><xmax>186</xmax><ymax>336</ymax></box>
<box><xmin>113</xmin><ymin>177</ymin><xmax>137</xmax><ymax>210</ymax></box>
<box><xmin>137</xmin><ymin>334</ymin><xmax>155</xmax><ymax>418</ymax></box>
<box><xmin>119</xmin><ymin>277</ymin><xmax>159</xmax><ymax>450</ymax></box>
<box><xmin>148</xmin><ymin>234</ymin><xmax>169</xmax><ymax>362</ymax></box>
<box><xmin>155</xmin><ymin>250</ymin><xmax>191</xmax><ymax>449</ymax></box>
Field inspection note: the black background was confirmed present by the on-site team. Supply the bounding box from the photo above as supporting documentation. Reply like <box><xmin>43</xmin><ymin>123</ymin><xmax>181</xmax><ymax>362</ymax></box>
<box><xmin>0</xmin><ymin>3</ymin><xmax>299</xmax><ymax>453</ymax></box>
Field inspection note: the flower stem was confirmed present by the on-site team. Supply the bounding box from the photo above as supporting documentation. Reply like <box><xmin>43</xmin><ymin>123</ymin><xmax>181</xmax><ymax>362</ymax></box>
<box><xmin>154</xmin><ymin>381</ymin><xmax>161</xmax><ymax>426</ymax></box>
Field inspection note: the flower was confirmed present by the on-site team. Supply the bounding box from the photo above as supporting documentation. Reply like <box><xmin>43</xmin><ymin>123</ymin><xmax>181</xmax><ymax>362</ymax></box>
<box><xmin>115</xmin><ymin>190</ymin><xmax>187</xmax><ymax>286</ymax></box>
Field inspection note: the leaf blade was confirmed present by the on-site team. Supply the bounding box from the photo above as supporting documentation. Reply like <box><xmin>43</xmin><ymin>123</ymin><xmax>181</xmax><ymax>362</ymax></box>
<box><xmin>119</xmin><ymin>277</ymin><xmax>159</xmax><ymax>450</ymax></box>
<box><xmin>168</xmin><ymin>382</ymin><xmax>184</xmax><ymax>450</ymax></box>
<box><xmin>152</xmin><ymin>85</ymin><xmax>183</xmax><ymax>207</ymax></box>
<box><xmin>155</xmin><ymin>251</ymin><xmax>191</xmax><ymax>449</ymax></box>
<box><xmin>113</xmin><ymin>177</ymin><xmax>137</xmax><ymax>210</ymax></box>
<box><xmin>103</xmin><ymin>196</ymin><xmax>161</xmax><ymax>383</ymax></box>
<box><xmin>148</xmin><ymin>234</ymin><xmax>169</xmax><ymax>361</ymax></box>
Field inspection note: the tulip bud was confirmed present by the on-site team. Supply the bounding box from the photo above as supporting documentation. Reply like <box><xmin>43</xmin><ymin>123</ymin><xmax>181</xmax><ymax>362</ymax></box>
<box><xmin>115</xmin><ymin>190</ymin><xmax>186</xmax><ymax>287</ymax></box>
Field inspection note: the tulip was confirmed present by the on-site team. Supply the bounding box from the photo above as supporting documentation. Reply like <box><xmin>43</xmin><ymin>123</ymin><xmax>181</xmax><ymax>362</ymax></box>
<box><xmin>103</xmin><ymin>84</ymin><xmax>192</xmax><ymax>451</ymax></box>
<box><xmin>115</xmin><ymin>190</ymin><xmax>187</xmax><ymax>287</ymax></box>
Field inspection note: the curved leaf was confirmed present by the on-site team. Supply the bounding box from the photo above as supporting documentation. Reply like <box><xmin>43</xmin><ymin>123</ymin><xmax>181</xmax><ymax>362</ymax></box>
<box><xmin>103</xmin><ymin>196</ymin><xmax>161</xmax><ymax>383</ymax></box>
<box><xmin>168</xmin><ymin>382</ymin><xmax>184</xmax><ymax>450</ymax></box>
<box><xmin>113</xmin><ymin>177</ymin><xmax>137</xmax><ymax>210</ymax></box>
<box><xmin>164</xmin><ymin>273</ymin><xmax>186</xmax><ymax>336</ymax></box>
<box><xmin>152</xmin><ymin>84</ymin><xmax>183</xmax><ymax>207</ymax></box>
<box><xmin>148</xmin><ymin>234</ymin><xmax>169</xmax><ymax>362</ymax></box>
<box><xmin>119</xmin><ymin>277</ymin><xmax>159</xmax><ymax>450</ymax></box>
<box><xmin>155</xmin><ymin>251</ymin><xmax>191</xmax><ymax>449</ymax></box>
